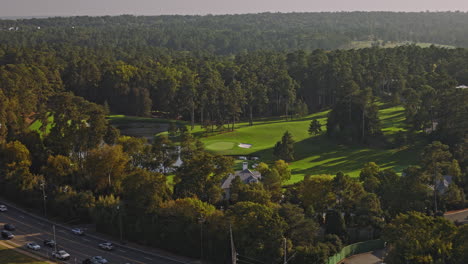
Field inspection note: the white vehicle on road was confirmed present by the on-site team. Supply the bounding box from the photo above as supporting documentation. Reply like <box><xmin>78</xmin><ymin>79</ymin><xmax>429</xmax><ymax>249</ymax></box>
<box><xmin>98</xmin><ymin>242</ymin><xmax>114</xmax><ymax>250</ymax></box>
<box><xmin>26</xmin><ymin>242</ymin><xmax>41</xmax><ymax>250</ymax></box>
<box><xmin>71</xmin><ymin>228</ymin><xmax>85</xmax><ymax>235</ymax></box>
<box><xmin>0</xmin><ymin>205</ymin><xmax>7</xmax><ymax>212</ymax></box>
<box><xmin>52</xmin><ymin>250</ymin><xmax>71</xmax><ymax>260</ymax></box>
<box><xmin>91</xmin><ymin>256</ymin><xmax>108</xmax><ymax>263</ymax></box>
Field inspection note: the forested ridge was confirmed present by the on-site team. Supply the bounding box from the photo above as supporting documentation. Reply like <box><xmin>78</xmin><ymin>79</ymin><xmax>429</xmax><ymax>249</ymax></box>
<box><xmin>0</xmin><ymin>13</ymin><xmax>467</xmax><ymax>264</ymax></box>
<box><xmin>1</xmin><ymin>12</ymin><xmax>468</xmax><ymax>53</ymax></box>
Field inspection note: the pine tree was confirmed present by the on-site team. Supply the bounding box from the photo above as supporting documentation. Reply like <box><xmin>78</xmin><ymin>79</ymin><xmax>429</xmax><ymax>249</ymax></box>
<box><xmin>273</xmin><ymin>131</ymin><xmax>295</xmax><ymax>161</ymax></box>
<box><xmin>308</xmin><ymin>119</ymin><xmax>322</xmax><ymax>136</ymax></box>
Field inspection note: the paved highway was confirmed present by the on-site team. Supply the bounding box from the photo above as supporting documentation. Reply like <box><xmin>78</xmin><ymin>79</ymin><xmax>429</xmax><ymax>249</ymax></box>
<box><xmin>0</xmin><ymin>201</ymin><xmax>193</xmax><ymax>264</ymax></box>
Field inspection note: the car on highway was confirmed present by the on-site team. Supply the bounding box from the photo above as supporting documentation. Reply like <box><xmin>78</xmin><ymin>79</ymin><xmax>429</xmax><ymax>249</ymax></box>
<box><xmin>82</xmin><ymin>259</ymin><xmax>100</xmax><ymax>264</ymax></box>
<box><xmin>52</xmin><ymin>250</ymin><xmax>71</xmax><ymax>260</ymax></box>
<box><xmin>43</xmin><ymin>239</ymin><xmax>56</xmax><ymax>247</ymax></box>
<box><xmin>26</xmin><ymin>242</ymin><xmax>41</xmax><ymax>250</ymax></box>
<box><xmin>71</xmin><ymin>227</ymin><xmax>85</xmax><ymax>235</ymax></box>
<box><xmin>0</xmin><ymin>205</ymin><xmax>7</xmax><ymax>212</ymax></box>
<box><xmin>1</xmin><ymin>230</ymin><xmax>14</xmax><ymax>239</ymax></box>
<box><xmin>98</xmin><ymin>242</ymin><xmax>114</xmax><ymax>250</ymax></box>
<box><xmin>4</xmin><ymin>223</ymin><xmax>15</xmax><ymax>231</ymax></box>
<box><xmin>90</xmin><ymin>256</ymin><xmax>108</xmax><ymax>264</ymax></box>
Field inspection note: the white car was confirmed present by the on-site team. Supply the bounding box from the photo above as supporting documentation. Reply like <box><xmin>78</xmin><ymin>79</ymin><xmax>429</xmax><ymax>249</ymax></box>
<box><xmin>0</xmin><ymin>205</ymin><xmax>7</xmax><ymax>212</ymax></box>
<box><xmin>91</xmin><ymin>256</ymin><xmax>108</xmax><ymax>264</ymax></box>
<box><xmin>71</xmin><ymin>228</ymin><xmax>84</xmax><ymax>235</ymax></box>
<box><xmin>98</xmin><ymin>242</ymin><xmax>114</xmax><ymax>250</ymax></box>
<box><xmin>26</xmin><ymin>242</ymin><xmax>41</xmax><ymax>250</ymax></box>
<box><xmin>52</xmin><ymin>250</ymin><xmax>70</xmax><ymax>260</ymax></box>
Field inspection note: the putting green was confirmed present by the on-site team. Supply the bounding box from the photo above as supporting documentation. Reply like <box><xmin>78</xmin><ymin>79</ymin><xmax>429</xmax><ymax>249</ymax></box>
<box><xmin>206</xmin><ymin>141</ymin><xmax>236</xmax><ymax>151</ymax></box>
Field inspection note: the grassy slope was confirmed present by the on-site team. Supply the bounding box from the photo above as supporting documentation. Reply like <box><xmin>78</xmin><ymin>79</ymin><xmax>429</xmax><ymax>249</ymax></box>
<box><xmin>341</xmin><ymin>40</ymin><xmax>456</xmax><ymax>50</ymax></box>
<box><xmin>0</xmin><ymin>243</ymin><xmax>48</xmax><ymax>264</ymax></box>
<box><xmin>201</xmin><ymin>106</ymin><xmax>426</xmax><ymax>184</ymax></box>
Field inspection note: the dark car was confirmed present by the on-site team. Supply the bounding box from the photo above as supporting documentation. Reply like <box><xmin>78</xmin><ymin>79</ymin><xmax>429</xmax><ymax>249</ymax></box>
<box><xmin>4</xmin><ymin>224</ymin><xmax>15</xmax><ymax>231</ymax></box>
<box><xmin>1</xmin><ymin>230</ymin><xmax>14</xmax><ymax>239</ymax></box>
<box><xmin>82</xmin><ymin>259</ymin><xmax>100</xmax><ymax>264</ymax></box>
<box><xmin>43</xmin><ymin>239</ymin><xmax>56</xmax><ymax>247</ymax></box>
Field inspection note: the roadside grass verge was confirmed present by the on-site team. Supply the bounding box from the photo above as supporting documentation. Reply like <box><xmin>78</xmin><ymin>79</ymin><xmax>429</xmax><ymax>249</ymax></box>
<box><xmin>0</xmin><ymin>243</ymin><xmax>48</xmax><ymax>264</ymax></box>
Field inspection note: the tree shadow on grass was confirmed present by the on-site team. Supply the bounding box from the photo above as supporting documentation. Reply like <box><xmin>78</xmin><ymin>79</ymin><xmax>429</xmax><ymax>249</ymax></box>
<box><xmin>248</xmin><ymin>134</ymin><xmax>423</xmax><ymax>178</ymax></box>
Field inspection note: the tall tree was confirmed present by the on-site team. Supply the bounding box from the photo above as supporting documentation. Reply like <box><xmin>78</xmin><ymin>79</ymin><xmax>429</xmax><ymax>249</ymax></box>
<box><xmin>308</xmin><ymin>119</ymin><xmax>322</xmax><ymax>136</ymax></box>
<box><xmin>273</xmin><ymin>131</ymin><xmax>295</xmax><ymax>161</ymax></box>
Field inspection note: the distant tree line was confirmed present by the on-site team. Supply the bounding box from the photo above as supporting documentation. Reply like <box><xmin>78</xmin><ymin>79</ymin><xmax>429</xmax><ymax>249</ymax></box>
<box><xmin>2</xmin><ymin>12</ymin><xmax>468</xmax><ymax>54</ymax></box>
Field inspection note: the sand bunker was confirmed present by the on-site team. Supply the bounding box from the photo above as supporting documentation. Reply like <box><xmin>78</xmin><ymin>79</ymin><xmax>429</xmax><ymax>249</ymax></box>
<box><xmin>238</xmin><ymin>143</ymin><xmax>252</xmax><ymax>149</ymax></box>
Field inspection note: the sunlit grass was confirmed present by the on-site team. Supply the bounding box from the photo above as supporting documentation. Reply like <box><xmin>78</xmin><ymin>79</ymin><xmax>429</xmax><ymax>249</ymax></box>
<box><xmin>200</xmin><ymin>105</ymin><xmax>426</xmax><ymax>184</ymax></box>
<box><xmin>0</xmin><ymin>243</ymin><xmax>48</xmax><ymax>264</ymax></box>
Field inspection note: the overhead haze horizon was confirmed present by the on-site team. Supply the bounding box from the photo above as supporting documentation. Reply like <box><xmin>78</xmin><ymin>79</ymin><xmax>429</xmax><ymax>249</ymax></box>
<box><xmin>1</xmin><ymin>0</ymin><xmax>468</xmax><ymax>17</ymax></box>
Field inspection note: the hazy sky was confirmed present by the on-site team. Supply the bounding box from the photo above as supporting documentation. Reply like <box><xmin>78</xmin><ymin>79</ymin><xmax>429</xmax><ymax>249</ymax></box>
<box><xmin>1</xmin><ymin>0</ymin><xmax>468</xmax><ymax>17</ymax></box>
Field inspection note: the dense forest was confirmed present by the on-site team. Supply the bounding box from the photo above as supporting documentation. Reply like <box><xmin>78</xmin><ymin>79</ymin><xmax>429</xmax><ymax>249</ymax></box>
<box><xmin>0</xmin><ymin>13</ymin><xmax>467</xmax><ymax>264</ymax></box>
<box><xmin>1</xmin><ymin>12</ymin><xmax>468</xmax><ymax>54</ymax></box>
<box><xmin>1</xmin><ymin>44</ymin><xmax>466</xmax><ymax>144</ymax></box>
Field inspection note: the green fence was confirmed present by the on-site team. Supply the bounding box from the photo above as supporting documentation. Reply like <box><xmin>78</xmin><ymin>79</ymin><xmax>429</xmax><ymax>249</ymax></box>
<box><xmin>327</xmin><ymin>239</ymin><xmax>385</xmax><ymax>264</ymax></box>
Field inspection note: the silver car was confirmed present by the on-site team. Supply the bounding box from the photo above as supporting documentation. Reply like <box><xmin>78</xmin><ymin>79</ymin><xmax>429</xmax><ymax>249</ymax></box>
<box><xmin>26</xmin><ymin>242</ymin><xmax>41</xmax><ymax>250</ymax></box>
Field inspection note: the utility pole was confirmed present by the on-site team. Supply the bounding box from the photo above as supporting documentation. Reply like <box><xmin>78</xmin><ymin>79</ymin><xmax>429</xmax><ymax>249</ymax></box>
<box><xmin>434</xmin><ymin>161</ymin><xmax>438</xmax><ymax>213</ymax></box>
<box><xmin>53</xmin><ymin>225</ymin><xmax>57</xmax><ymax>252</ymax></box>
<box><xmin>40</xmin><ymin>180</ymin><xmax>47</xmax><ymax>217</ymax></box>
<box><xmin>117</xmin><ymin>205</ymin><xmax>123</xmax><ymax>243</ymax></box>
<box><xmin>198</xmin><ymin>215</ymin><xmax>205</xmax><ymax>260</ymax></box>
<box><xmin>230</xmin><ymin>224</ymin><xmax>237</xmax><ymax>264</ymax></box>
<box><xmin>283</xmin><ymin>237</ymin><xmax>287</xmax><ymax>264</ymax></box>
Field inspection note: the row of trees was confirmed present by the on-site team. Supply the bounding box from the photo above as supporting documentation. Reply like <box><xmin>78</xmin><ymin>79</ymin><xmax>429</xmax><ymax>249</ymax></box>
<box><xmin>1</xmin><ymin>43</ymin><xmax>467</xmax><ymax>138</ymax></box>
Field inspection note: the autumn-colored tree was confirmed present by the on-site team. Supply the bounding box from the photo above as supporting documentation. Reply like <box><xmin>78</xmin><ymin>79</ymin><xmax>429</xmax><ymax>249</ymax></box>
<box><xmin>174</xmin><ymin>152</ymin><xmax>233</xmax><ymax>204</ymax></box>
<box><xmin>42</xmin><ymin>155</ymin><xmax>76</xmax><ymax>186</ymax></box>
<box><xmin>84</xmin><ymin>144</ymin><xmax>129</xmax><ymax>194</ymax></box>
<box><xmin>122</xmin><ymin>168</ymin><xmax>170</xmax><ymax>214</ymax></box>
<box><xmin>228</xmin><ymin>202</ymin><xmax>287</xmax><ymax>263</ymax></box>
<box><xmin>383</xmin><ymin>211</ymin><xmax>456</xmax><ymax>264</ymax></box>
<box><xmin>300</xmin><ymin>175</ymin><xmax>336</xmax><ymax>215</ymax></box>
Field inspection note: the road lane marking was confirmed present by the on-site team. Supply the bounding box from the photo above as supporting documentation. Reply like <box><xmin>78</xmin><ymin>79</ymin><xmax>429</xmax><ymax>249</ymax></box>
<box><xmin>118</xmin><ymin>249</ymin><xmax>127</xmax><ymax>253</ymax></box>
<box><xmin>19</xmin><ymin>215</ymin><xmax>25</xmax><ymax>218</ymax></box>
<box><xmin>0</xmin><ymin>223</ymin><xmax>90</xmax><ymax>262</ymax></box>
<box><xmin>145</xmin><ymin>257</ymin><xmax>153</xmax><ymax>260</ymax></box>
<box><xmin>1</xmin><ymin>213</ymin><xmax>146</xmax><ymax>264</ymax></box>
<box><xmin>82</xmin><ymin>238</ymin><xmax>91</xmax><ymax>242</ymax></box>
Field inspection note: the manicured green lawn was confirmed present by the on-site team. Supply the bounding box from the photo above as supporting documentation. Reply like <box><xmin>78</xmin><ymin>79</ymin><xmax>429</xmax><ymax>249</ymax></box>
<box><xmin>0</xmin><ymin>243</ymin><xmax>48</xmax><ymax>264</ymax></box>
<box><xmin>28</xmin><ymin>115</ymin><xmax>54</xmax><ymax>136</ymax></box>
<box><xmin>201</xmin><ymin>105</ymin><xmax>426</xmax><ymax>184</ymax></box>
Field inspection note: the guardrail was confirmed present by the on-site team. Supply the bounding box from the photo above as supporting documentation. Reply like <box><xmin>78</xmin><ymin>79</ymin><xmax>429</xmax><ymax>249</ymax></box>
<box><xmin>327</xmin><ymin>239</ymin><xmax>385</xmax><ymax>264</ymax></box>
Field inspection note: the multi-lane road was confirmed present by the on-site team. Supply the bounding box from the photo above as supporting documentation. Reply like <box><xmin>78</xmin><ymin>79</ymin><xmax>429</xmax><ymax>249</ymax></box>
<box><xmin>0</xmin><ymin>201</ymin><xmax>193</xmax><ymax>264</ymax></box>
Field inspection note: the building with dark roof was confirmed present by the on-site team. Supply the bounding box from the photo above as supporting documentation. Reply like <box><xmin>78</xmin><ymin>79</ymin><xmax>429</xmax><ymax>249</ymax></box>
<box><xmin>221</xmin><ymin>162</ymin><xmax>261</xmax><ymax>200</ymax></box>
